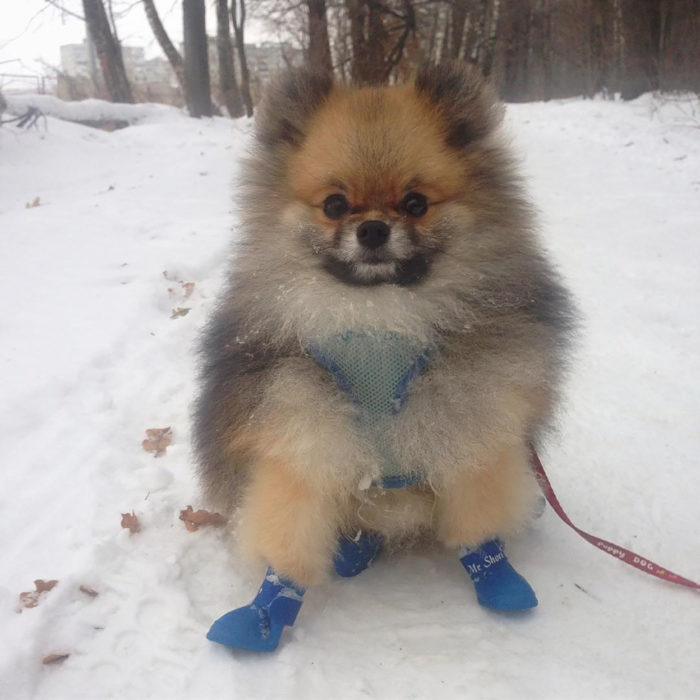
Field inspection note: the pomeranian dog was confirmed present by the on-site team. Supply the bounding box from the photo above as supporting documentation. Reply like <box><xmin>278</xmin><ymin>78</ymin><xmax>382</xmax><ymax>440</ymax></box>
<box><xmin>195</xmin><ymin>63</ymin><xmax>573</xmax><ymax>651</ymax></box>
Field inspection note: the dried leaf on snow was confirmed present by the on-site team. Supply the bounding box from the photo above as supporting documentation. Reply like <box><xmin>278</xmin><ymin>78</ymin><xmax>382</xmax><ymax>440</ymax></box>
<box><xmin>164</xmin><ymin>271</ymin><xmax>195</xmax><ymax>302</ymax></box>
<box><xmin>142</xmin><ymin>427</ymin><xmax>172</xmax><ymax>457</ymax></box>
<box><xmin>42</xmin><ymin>653</ymin><xmax>70</xmax><ymax>665</ymax></box>
<box><xmin>79</xmin><ymin>585</ymin><xmax>99</xmax><ymax>597</ymax></box>
<box><xmin>35</xmin><ymin>579</ymin><xmax>58</xmax><ymax>593</ymax></box>
<box><xmin>170</xmin><ymin>307</ymin><xmax>190</xmax><ymax>319</ymax></box>
<box><xmin>121</xmin><ymin>511</ymin><xmax>141</xmax><ymax>534</ymax></box>
<box><xmin>179</xmin><ymin>505</ymin><xmax>228</xmax><ymax>532</ymax></box>
<box><xmin>25</xmin><ymin>196</ymin><xmax>41</xmax><ymax>209</ymax></box>
<box><xmin>19</xmin><ymin>579</ymin><xmax>58</xmax><ymax>609</ymax></box>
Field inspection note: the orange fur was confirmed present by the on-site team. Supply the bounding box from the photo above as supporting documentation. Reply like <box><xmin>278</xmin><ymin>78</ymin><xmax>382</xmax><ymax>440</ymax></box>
<box><xmin>352</xmin><ymin>484</ymin><xmax>435</xmax><ymax>540</ymax></box>
<box><xmin>238</xmin><ymin>456</ymin><xmax>342</xmax><ymax>586</ymax></box>
<box><xmin>435</xmin><ymin>442</ymin><xmax>540</xmax><ymax>548</ymax></box>
<box><xmin>288</xmin><ymin>86</ymin><xmax>466</xmax><ymax>226</ymax></box>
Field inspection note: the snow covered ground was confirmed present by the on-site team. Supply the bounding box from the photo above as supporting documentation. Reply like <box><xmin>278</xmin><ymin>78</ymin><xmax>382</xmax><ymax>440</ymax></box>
<box><xmin>1</xmin><ymin>93</ymin><xmax>698</xmax><ymax>699</ymax></box>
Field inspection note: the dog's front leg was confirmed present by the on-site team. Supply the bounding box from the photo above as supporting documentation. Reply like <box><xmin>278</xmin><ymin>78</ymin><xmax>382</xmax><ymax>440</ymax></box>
<box><xmin>207</xmin><ymin>456</ymin><xmax>342</xmax><ymax>652</ymax></box>
<box><xmin>239</xmin><ymin>456</ymin><xmax>341</xmax><ymax>587</ymax></box>
<box><xmin>435</xmin><ymin>441</ymin><xmax>540</xmax><ymax>611</ymax></box>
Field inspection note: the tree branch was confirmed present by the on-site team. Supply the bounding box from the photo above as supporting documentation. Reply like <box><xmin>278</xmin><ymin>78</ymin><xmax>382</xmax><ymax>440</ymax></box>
<box><xmin>44</xmin><ymin>0</ymin><xmax>85</xmax><ymax>22</ymax></box>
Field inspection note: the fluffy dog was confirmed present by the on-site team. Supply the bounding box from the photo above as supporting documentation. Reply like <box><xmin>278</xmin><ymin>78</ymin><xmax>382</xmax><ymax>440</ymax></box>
<box><xmin>195</xmin><ymin>63</ymin><xmax>574</xmax><ymax>651</ymax></box>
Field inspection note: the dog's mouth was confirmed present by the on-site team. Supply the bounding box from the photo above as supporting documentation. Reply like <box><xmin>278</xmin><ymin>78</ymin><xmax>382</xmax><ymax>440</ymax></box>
<box><xmin>321</xmin><ymin>254</ymin><xmax>430</xmax><ymax>287</ymax></box>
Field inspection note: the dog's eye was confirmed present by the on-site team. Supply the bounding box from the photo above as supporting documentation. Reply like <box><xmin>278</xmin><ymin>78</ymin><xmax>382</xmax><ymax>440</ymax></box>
<box><xmin>401</xmin><ymin>192</ymin><xmax>428</xmax><ymax>218</ymax></box>
<box><xmin>323</xmin><ymin>194</ymin><xmax>350</xmax><ymax>220</ymax></box>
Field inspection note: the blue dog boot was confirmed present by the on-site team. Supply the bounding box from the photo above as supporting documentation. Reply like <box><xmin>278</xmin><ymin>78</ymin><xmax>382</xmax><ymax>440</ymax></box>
<box><xmin>459</xmin><ymin>539</ymin><xmax>538</xmax><ymax>611</ymax></box>
<box><xmin>207</xmin><ymin>567</ymin><xmax>305</xmax><ymax>652</ymax></box>
<box><xmin>334</xmin><ymin>530</ymin><xmax>383</xmax><ymax>577</ymax></box>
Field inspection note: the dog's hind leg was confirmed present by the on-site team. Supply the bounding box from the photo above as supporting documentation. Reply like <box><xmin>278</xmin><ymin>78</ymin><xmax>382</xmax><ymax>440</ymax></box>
<box><xmin>333</xmin><ymin>530</ymin><xmax>383</xmax><ymax>577</ymax></box>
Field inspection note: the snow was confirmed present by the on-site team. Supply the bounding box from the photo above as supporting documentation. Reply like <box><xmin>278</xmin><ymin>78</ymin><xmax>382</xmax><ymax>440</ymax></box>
<box><xmin>4</xmin><ymin>93</ymin><xmax>183</xmax><ymax>125</ymax></box>
<box><xmin>1</xmin><ymin>94</ymin><xmax>699</xmax><ymax>699</ymax></box>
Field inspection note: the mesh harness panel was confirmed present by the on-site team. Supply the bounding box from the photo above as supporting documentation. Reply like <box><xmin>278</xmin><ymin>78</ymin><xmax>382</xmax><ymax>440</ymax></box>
<box><xmin>308</xmin><ymin>331</ymin><xmax>431</xmax><ymax>488</ymax></box>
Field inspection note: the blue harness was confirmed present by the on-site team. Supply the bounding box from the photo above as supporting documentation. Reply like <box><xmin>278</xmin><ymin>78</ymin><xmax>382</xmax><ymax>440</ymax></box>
<box><xmin>308</xmin><ymin>331</ymin><xmax>432</xmax><ymax>489</ymax></box>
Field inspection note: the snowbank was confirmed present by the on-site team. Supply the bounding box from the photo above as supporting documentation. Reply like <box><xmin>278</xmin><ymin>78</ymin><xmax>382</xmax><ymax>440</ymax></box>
<box><xmin>4</xmin><ymin>93</ymin><xmax>185</xmax><ymax>125</ymax></box>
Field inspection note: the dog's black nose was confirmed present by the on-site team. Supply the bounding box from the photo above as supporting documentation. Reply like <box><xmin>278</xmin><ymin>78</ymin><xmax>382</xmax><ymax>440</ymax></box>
<box><xmin>356</xmin><ymin>220</ymin><xmax>390</xmax><ymax>249</ymax></box>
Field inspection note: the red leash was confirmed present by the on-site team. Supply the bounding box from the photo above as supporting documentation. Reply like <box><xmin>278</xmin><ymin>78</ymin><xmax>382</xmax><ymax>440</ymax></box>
<box><xmin>530</xmin><ymin>447</ymin><xmax>700</xmax><ymax>591</ymax></box>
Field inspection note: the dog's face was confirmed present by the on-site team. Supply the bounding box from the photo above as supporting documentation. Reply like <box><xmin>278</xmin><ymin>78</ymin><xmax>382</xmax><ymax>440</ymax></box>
<box><xmin>254</xmin><ymin>65</ymin><xmax>505</xmax><ymax>287</ymax></box>
<box><xmin>287</xmin><ymin>86</ymin><xmax>468</xmax><ymax>285</ymax></box>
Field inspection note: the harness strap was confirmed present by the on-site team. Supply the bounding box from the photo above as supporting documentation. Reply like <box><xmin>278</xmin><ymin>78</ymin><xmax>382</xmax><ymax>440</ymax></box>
<box><xmin>374</xmin><ymin>473</ymin><xmax>424</xmax><ymax>489</ymax></box>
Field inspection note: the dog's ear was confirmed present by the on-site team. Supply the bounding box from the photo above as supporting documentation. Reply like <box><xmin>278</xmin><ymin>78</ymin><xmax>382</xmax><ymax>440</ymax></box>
<box><xmin>256</xmin><ymin>68</ymin><xmax>334</xmax><ymax>149</ymax></box>
<box><xmin>414</xmin><ymin>63</ymin><xmax>503</xmax><ymax>149</ymax></box>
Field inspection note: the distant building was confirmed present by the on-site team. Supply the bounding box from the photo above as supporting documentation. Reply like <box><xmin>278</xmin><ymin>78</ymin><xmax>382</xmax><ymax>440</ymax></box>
<box><xmin>122</xmin><ymin>45</ymin><xmax>146</xmax><ymax>68</ymax></box>
<box><xmin>245</xmin><ymin>42</ymin><xmax>304</xmax><ymax>101</ymax></box>
<box><xmin>58</xmin><ymin>38</ymin><xmax>303</xmax><ymax>105</ymax></box>
<box><xmin>205</xmin><ymin>39</ymin><xmax>303</xmax><ymax>102</ymax></box>
<box><xmin>60</xmin><ymin>42</ymin><xmax>93</xmax><ymax>79</ymax></box>
<box><xmin>58</xmin><ymin>40</ymin><xmax>181</xmax><ymax>104</ymax></box>
<box><xmin>206</xmin><ymin>38</ymin><xmax>302</xmax><ymax>83</ymax></box>
<box><xmin>129</xmin><ymin>56</ymin><xmax>174</xmax><ymax>86</ymax></box>
<box><xmin>60</xmin><ymin>41</ymin><xmax>147</xmax><ymax>82</ymax></box>
<box><xmin>244</xmin><ymin>42</ymin><xmax>304</xmax><ymax>83</ymax></box>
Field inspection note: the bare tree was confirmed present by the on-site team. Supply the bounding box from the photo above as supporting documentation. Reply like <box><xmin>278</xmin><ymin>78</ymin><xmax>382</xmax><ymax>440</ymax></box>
<box><xmin>142</xmin><ymin>0</ymin><xmax>186</xmax><ymax>93</ymax></box>
<box><xmin>346</xmin><ymin>0</ymin><xmax>416</xmax><ymax>85</ymax></box>
<box><xmin>183</xmin><ymin>0</ymin><xmax>213</xmax><ymax>117</ymax></box>
<box><xmin>481</xmin><ymin>0</ymin><xmax>500</xmax><ymax>76</ymax></box>
<box><xmin>449</xmin><ymin>0</ymin><xmax>470</xmax><ymax>60</ymax></box>
<box><xmin>420</xmin><ymin>1</ymin><xmax>444</xmax><ymax>63</ymax></box>
<box><xmin>231</xmin><ymin>0</ymin><xmax>254</xmax><ymax>116</ymax></box>
<box><xmin>82</xmin><ymin>0</ymin><xmax>133</xmax><ymax>102</ymax></box>
<box><xmin>216</xmin><ymin>0</ymin><xmax>245</xmax><ymax>117</ymax></box>
<box><xmin>619</xmin><ymin>0</ymin><xmax>661</xmax><ymax>99</ymax></box>
<box><xmin>307</xmin><ymin>0</ymin><xmax>333</xmax><ymax>74</ymax></box>
<box><xmin>661</xmin><ymin>0</ymin><xmax>700</xmax><ymax>93</ymax></box>
<box><xmin>330</xmin><ymin>1</ymin><xmax>352</xmax><ymax>80</ymax></box>
<box><xmin>228</xmin><ymin>0</ymin><xmax>698</xmax><ymax>100</ymax></box>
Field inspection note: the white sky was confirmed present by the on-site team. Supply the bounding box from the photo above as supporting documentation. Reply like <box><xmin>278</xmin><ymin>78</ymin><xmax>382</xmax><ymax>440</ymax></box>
<box><xmin>0</xmin><ymin>1</ymin><xmax>265</xmax><ymax>91</ymax></box>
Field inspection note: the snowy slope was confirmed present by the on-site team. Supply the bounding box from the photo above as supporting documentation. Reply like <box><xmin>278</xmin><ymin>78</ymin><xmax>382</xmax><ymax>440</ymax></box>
<box><xmin>1</xmin><ymin>95</ymin><xmax>698</xmax><ymax>700</ymax></box>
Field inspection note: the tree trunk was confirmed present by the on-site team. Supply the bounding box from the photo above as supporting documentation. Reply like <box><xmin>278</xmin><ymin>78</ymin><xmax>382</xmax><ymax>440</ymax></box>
<box><xmin>425</xmin><ymin>3</ymin><xmax>442</xmax><ymax>62</ymax></box>
<box><xmin>620</xmin><ymin>0</ymin><xmax>661</xmax><ymax>99</ymax></box>
<box><xmin>183</xmin><ymin>0</ymin><xmax>213</xmax><ymax>117</ymax></box>
<box><xmin>142</xmin><ymin>0</ymin><xmax>185</xmax><ymax>93</ymax></box>
<box><xmin>216</xmin><ymin>0</ymin><xmax>244</xmax><ymax>117</ymax></box>
<box><xmin>306</xmin><ymin>0</ymin><xmax>333</xmax><ymax>75</ymax></box>
<box><xmin>450</xmin><ymin>0</ymin><xmax>469</xmax><ymax>60</ymax></box>
<box><xmin>541</xmin><ymin>0</ymin><xmax>553</xmax><ymax>100</ymax></box>
<box><xmin>231</xmin><ymin>0</ymin><xmax>254</xmax><ymax>117</ymax></box>
<box><xmin>345</xmin><ymin>0</ymin><xmax>413</xmax><ymax>85</ymax></box>
<box><xmin>367</xmin><ymin>2</ymin><xmax>390</xmax><ymax>84</ymax></box>
<box><xmin>382</xmin><ymin>0</ymin><xmax>415</xmax><ymax>82</ymax></box>
<box><xmin>345</xmin><ymin>0</ymin><xmax>388</xmax><ymax>84</ymax></box>
<box><xmin>346</xmin><ymin>0</ymin><xmax>368</xmax><ymax>83</ymax></box>
<box><xmin>481</xmin><ymin>0</ymin><xmax>500</xmax><ymax>77</ymax></box>
<box><xmin>332</xmin><ymin>3</ymin><xmax>351</xmax><ymax>81</ymax></box>
<box><xmin>438</xmin><ymin>4</ymin><xmax>452</xmax><ymax>64</ymax></box>
<box><xmin>501</xmin><ymin>1</ymin><xmax>530</xmax><ymax>101</ymax></box>
<box><xmin>82</xmin><ymin>0</ymin><xmax>133</xmax><ymax>103</ymax></box>
<box><xmin>469</xmin><ymin>0</ymin><xmax>487</xmax><ymax>65</ymax></box>
<box><xmin>612</xmin><ymin>0</ymin><xmax>624</xmax><ymax>93</ymax></box>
